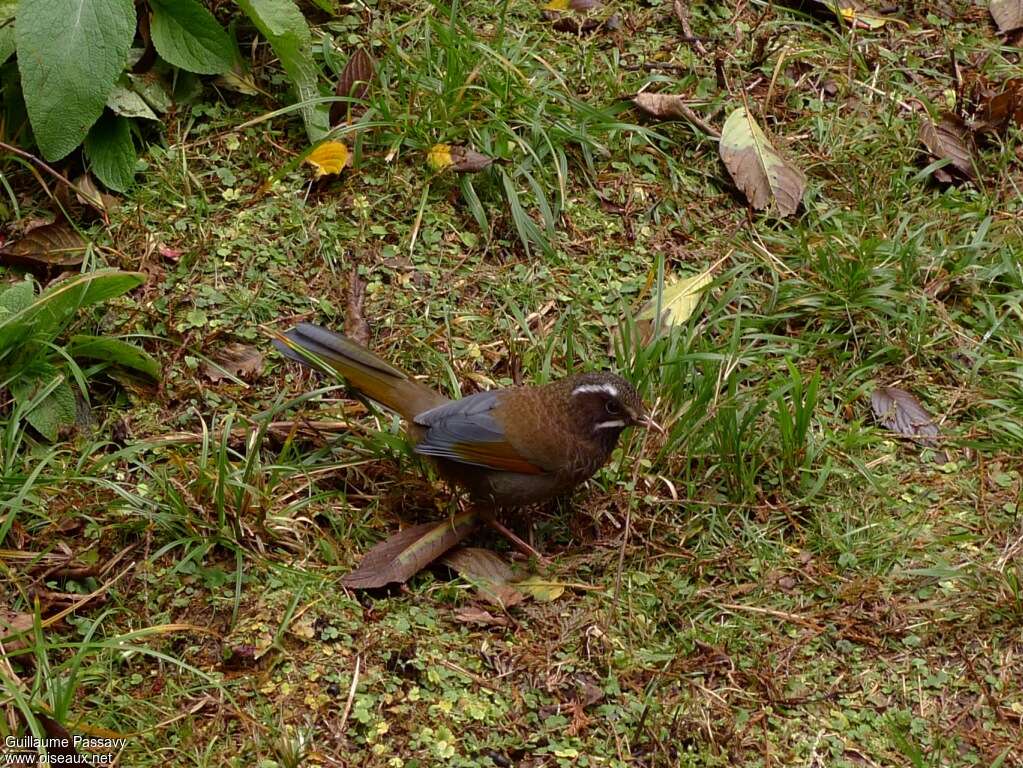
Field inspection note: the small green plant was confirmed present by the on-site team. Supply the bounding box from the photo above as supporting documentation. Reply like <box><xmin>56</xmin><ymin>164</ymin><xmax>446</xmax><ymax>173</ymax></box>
<box><xmin>0</xmin><ymin>269</ymin><xmax>157</xmax><ymax>442</ymax></box>
<box><xmin>2</xmin><ymin>0</ymin><xmax>328</xmax><ymax>191</ymax></box>
<box><xmin>772</xmin><ymin>361</ymin><xmax>821</xmax><ymax>479</ymax></box>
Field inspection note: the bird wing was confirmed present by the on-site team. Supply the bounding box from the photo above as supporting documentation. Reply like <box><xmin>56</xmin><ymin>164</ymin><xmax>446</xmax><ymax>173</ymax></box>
<box><xmin>412</xmin><ymin>391</ymin><xmax>546</xmax><ymax>475</ymax></box>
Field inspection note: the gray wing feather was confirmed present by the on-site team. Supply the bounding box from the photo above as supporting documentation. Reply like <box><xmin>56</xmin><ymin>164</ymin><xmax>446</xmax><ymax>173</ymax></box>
<box><xmin>413</xmin><ymin>391</ymin><xmax>506</xmax><ymax>465</ymax></box>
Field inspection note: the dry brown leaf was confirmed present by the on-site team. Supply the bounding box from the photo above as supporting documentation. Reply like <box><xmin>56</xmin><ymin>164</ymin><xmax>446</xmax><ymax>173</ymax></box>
<box><xmin>443</xmin><ymin>547</ymin><xmax>526</xmax><ymax>607</ymax></box>
<box><xmin>719</xmin><ymin>107</ymin><xmax>806</xmax><ymax>217</ymax></box>
<box><xmin>74</xmin><ymin>174</ymin><xmax>119</xmax><ymax>216</ymax></box>
<box><xmin>342</xmin><ymin>510</ymin><xmax>477</xmax><ymax>589</ymax></box>
<box><xmin>0</xmin><ymin>220</ymin><xmax>87</xmax><ymax>272</ymax></box>
<box><xmin>345</xmin><ymin>269</ymin><xmax>370</xmax><ymax>347</ymax></box>
<box><xmin>976</xmin><ymin>79</ymin><xmax>1023</xmax><ymax>135</ymax></box>
<box><xmin>631</xmin><ymin>93</ymin><xmax>720</xmax><ymax>137</ymax></box>
<box><xmin>331</xmin><ymin>47</ymin><xmax>375</xmax><ymax>126</ymax></box>
<box><xmin>991</xmin><ymin>0</ymin><xmax>1023</xmax><ymax>33</ymax></box>
<box><xmin>919</xmin><ymin>113</ymin><xmax>976</xmax><ymax>183</ymax></box>
<box><xmin>202</xmin><ymin>343</ymin><xmax>264</xmax><ymax>383</ymax></box>
<box><xmin>870</xmin><ymin>386</ymin><xmax>939</xmax><ymax>445</ymax></box>
<box><xmin>427</xmin><ymin>144</ymin><xmax>495</xmax><ymax>174</ymax></box>
<box><xmin>0</xmin><ymin>609</ymin><xmax>34</xmax><ymax>655</ymax></box>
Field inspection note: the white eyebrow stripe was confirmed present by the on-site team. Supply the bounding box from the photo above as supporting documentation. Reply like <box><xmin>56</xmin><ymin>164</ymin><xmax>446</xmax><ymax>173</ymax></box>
<box><xmin>593</xmin><ymin>419</ymin><xmax>626</xmax><ymax>431</ymax></box>
<box><xmin>572</xmin><ymin>383</ymin><xmax>619</xmax><ymax>398</ymax></box>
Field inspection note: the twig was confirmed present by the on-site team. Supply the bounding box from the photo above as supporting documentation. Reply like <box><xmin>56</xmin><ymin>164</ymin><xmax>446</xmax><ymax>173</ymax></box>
<box><xmin>673</xmin><ymin>102</ymin><xmax>721</xmax><ymax>139</ymax></box>
<box><xmin>672</xmin><ymin>0</ymin><xmax>708</xmax><ymax>56</ymax></box>
<box><xmin>612</xmin><ymin>398</ymin><xmax>661</xmax><ymax>612</ymax></box>
<box><xmin>337</xmin><ymin>655</ymin><xmax>361</xmax><ymax>733</ymax></box>
<box><xmin>0</xmin><ymin>140</ymin><xmax>104</xmax><ymax>223</ymax></box>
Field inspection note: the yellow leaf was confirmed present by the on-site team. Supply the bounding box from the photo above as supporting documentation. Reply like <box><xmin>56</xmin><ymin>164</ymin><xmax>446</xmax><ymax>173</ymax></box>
<box><xmin>427</xmin><ymin>144</ymin><xmax>454</xmax><ymax>171</ymax></box>
<box><xmin>305</xmin><ymin>141</ymin><xmax>350</xmax><ymax>177</ymax></box>
<box><xmin>515</xmin><ymin>576</ymin><xmax>565</xmax><ymax>602</ymax></box>
<box><xmin>543</xmin><ymin>0</ymin><xmax>570</xmax><ymax>9</ymax></box>
<box><xmin>635</xmin><ymin>268</ymin><xmax>713</xmax><ymax>327</ymax></box>
<box><xmin>828</xmin><ymin>3</ymin><xmax>907</xmax><ymax>28</ymax></box>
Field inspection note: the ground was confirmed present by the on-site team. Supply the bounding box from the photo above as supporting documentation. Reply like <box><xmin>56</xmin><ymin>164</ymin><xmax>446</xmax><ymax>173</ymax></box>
<box><xmin>1</xmin><ymin>1</ymin><xmax>1022</xmax><ymax>766</ymax></box>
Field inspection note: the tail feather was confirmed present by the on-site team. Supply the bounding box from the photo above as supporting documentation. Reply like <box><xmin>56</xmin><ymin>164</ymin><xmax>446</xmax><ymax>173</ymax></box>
<box><xmin>274</xmin><ymin>323</ymin><xmax>446</xmax><ymax>419</ymax></box>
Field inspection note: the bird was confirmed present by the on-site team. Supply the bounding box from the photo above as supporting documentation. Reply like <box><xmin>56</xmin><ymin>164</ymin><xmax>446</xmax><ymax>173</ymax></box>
<box><xmin>273</xmin><ymin>323</ymin><xmax>661</xmax><ymax>548</ymax></box>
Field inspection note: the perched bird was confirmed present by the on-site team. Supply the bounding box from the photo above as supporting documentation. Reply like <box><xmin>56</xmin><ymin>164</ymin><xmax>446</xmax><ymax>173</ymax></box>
<box><xmin>274</xmin><ymin>323</ymin><xmax>660</xmax><ymax>516</ymax></box>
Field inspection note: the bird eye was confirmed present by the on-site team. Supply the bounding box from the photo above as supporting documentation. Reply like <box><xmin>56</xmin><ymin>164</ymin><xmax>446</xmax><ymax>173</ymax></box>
<box><xmin>605</xmin><ymin>400</ymin><xmax>621</xmax><ymax>415</ymax></box>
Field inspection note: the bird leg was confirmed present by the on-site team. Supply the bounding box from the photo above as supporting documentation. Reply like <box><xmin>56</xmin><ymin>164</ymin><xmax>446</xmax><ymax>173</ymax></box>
<box><xmin>478</xmin><ymin>508</ymin><xmax>547</xmax><ymax>563</ymax></box>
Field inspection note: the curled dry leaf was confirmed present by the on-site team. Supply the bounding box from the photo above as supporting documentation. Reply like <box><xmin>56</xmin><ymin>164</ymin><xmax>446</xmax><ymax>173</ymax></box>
<box><xmin>342</xmin><ymin>510</ymin><xmax>477</xmax><ymax>589</ymax></box>
<box><xmin>74</xmin><ymin>174</ymin><xmax>119</xmax><ymax>217</ymax></box>
<box><xmin>305</xmin><ymin>141</ymin><xmax>351</xmax><ymax>178</ymax></box>
<box><xmin>919</xmin><ymin>113</ymin><xmax>976</xmax><ymax>183</ymax></box>
<box><xmin>870</xmin><ymin>386</ymin><xmax>939</xmax><ymax>445</ymax></box>
<box><xmin>0</xmin><ymin>221</ymin><xmax>87</xmax><ymax>272</ymax></box>
<box><xmin>443</xmin><ymin>547</ymin><xmax>526</xmax><ymax>607</ymax></box>
<box><xmin>632</xmin><ymin>268</ymin><xmax>713</xmax><ymax>345</ymax></box>
<box><xmin>719</xmin><ymin>107</ymin><xmax>806</xmax><ymax>217</ymax></box>
<box><xmin>0</xmin><ymin>609</ymin><xmax>34</xmax><ymax>655</ymax></box>
<box><xmin>331</xmin><ymin>47</ymin><xmax>375</xmax><ymax>126</ymax></box>
<box><xmin>975</xmin><ymin>79</ymin><xmax>1023</xmax><ymax>135</ymax></box>
<box><xmin>631</xmin><ymin>93</ymin><xmax>720</xmax><ymax>137</ymax></box>
<box><xmin>990</xmin><ymin>0</ymin><xmax>1023</xmax><ymax>33</ymax></box>
<box><xmin>427</xmin><ymin>144</ymin><xmax>494</xmax><ymax>174</ymax></box>
<box><xmin>202</xmin><ymin>343</ymin><xmax>264</xmax><ymax>383</ymax></box>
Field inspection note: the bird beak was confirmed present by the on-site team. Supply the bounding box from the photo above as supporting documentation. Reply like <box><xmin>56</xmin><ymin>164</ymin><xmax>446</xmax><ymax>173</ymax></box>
<box><xmin>639</xmin><ymin>415</ymin><xmax>665</xmax><ymax>434</ymax></box>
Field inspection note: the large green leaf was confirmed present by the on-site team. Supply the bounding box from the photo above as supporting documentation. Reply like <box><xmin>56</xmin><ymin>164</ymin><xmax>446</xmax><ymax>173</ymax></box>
<box><xmin>68</xmin><ymin>335</ymin><xmax>160</xmax><ymax>379</ymax></box>
<box><xmin>0</xmin><ymin>279</ymin><xmax>36</xmax><ymax>317</ymax></box>
<box><xmin>84</xmin><ymin>111</ymin><xmax>137</xmax><ymax>192</ymax></box>
<box><xmin>16</xmin><ymin>0</ymin><xmax>136</xmax><ymax>161</ymax></box>
<box><xmin>150</xmin><ymin>0</ymin><xmax>233</xmax><ymax>75</ymax></box>
<box><xmin>11</xmin><ymin>372</ymin><xmax>77</xmax><ymax>441</ymax></box>
<box><xmin>236</xmin><ymin>0</ymin><xmax>329</xmax><ymax>142</ymax></box>
<box><xmin>0</xmin><ymin>0</ymin><xmax>16</xmax><ymax>66</ymax></box>
<box><xmin>0</xmin><ymin>270</ymin><xmax>145</xmax><ymax>354</ymax></box>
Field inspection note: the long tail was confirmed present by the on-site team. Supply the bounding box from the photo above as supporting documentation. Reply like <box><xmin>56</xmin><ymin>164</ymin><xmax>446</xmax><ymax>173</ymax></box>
<box><xmin>273</xmin><ymin>323</ymin><xmax>447</xmax><ymax>419</ymax></box>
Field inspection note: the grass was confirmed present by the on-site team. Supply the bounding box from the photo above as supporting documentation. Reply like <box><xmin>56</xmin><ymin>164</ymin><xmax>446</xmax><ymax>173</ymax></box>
<box><xmin>2</xmin><ymin>0</ymin><xmax>1023</xmax><ymax>766</ymax></box>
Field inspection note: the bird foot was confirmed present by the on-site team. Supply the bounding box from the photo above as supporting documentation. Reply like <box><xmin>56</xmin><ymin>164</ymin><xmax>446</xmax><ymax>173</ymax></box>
<box><xmin>481</xmin><ymin>514</ymin><xmax>548</xmax><ymax>563</ymax></box>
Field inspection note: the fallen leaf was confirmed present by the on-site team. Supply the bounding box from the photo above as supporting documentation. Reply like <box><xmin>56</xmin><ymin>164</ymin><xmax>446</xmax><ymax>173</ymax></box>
<box><xmin>870</xmin><ymin>386</ymin><xmax>939</xmax><ymax>445</ymax></box>
<box><xmin>24</xmin><ymin>712</ymin><xmax>81</xmax><ymax>763</ymax></box>
<box><xmin>342</xmin><ymin>510</ymin><xmax>478</xmax><ymax>589</ymax></box>
<box><xmin>427</xmin><ymin>144</ymin><xmax>494</xmax><ymax>174</ymax></box>
<box><xmin>453</xmin><ymin>605</ymin><xmax>511</xmax><ymax>627</ymax></box>
<box><xmin>0</xmin><ymin>609</ymin><xmax>34</xmax><ymax>655</ymax></box>
<box><xmin>515</xmin><ymin>575</ymin><xmax>565</xmax><ymax>602</ymax></box>
<box><xmin>543</xmin><ymin>0</ymin><xmax>600</xmax><ymax>10</ymax></box>
<box><xmin>443</xmin><ymin>547</ymin><xmax>526</xmax><ymax>607</ymax></box>
<box><xmin>719</xmin><ymin>107</ymin><xmax>806</xmax><ymax>217</ymax></box>
<box><xmin>818</xmin><ymin>1</ymin><xmax>902</xmax><ymax>29</ymax></box>
<box><xmin>975</xmin><ymin>79</ymin><xmax>1023</xmax><ymax>135</ymax></box>
<box><xmin>73</xmin><ymin>174</ymin><xmax>119</xmax><ymax>216</ymax></box>
<box><xmin>632</xmin><ymin>267</ymin><xmax>713</xmax><ymax>344</ymax></box>
<box><xmin>344</xmin><ymin>268</ymin><xmax>370</xmax><ymax>347</ymax></box>
<box><xmin>0</xmin><ymin>221</ymin><xmax>87</xmax><ymax>272</ymax></box>
<box><xmin>990</xmin><ymin>0</ymin><xmax>1023</xmax><ymax>33</ymax></box>
<box><xmin>216</xmin><ymin>66</ymin><xmax>260</xmax><ymax>95</ymax></box>
<box><xmin>919</xmin><ymin>113</ymin><xmax>975</xmax><ymax>183</ymax></box>
<box><xmin>202</xmin><ymin>343</ymin><xmax>264</xmax><ymax>383</ymax></box>
<box><xmin>331</xmin><ymin>47</ymin><xmax>374</xmax><ymax>126</ymax></box>
<box><xmin>632</xmin><ymin>93</ymin><xmax>695</xmax><ymax>120</ymax></box>
<box><xmin>305</xmin><ymin>141</ymin><xmax>350</xmax><ymax>178</ymax></box>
